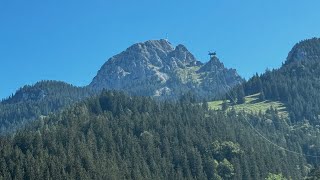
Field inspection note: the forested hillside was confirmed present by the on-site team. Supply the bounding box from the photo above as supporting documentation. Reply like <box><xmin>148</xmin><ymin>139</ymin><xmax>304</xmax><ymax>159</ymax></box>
<box><xmin>241</xmin><ymin>38</ymin><xmax>320</xmax><ymax>124</ymax></box>
<box><xmin>0</xmin><ymin>91</ymin><xmax>317</xmax><ymax>179</ymax></box>
<box><xmin>0</xmin><ymin>81</ymin><xmax>94</xmax><ymax>134</ymax></box>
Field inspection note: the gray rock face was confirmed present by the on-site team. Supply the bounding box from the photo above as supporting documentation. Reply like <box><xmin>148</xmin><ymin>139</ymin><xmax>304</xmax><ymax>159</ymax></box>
<box><xmin>89</xmin><ymin>39</ymin><xmax>243</xmax><ymax>100</ymax></box>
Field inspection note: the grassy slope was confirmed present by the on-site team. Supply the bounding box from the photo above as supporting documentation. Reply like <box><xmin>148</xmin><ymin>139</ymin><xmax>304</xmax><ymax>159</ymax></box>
<box><xmin>208</xmin><ymin>93</ymin><xmax>289</xmax><ymax>117</ymax></box>
<box><xmin>175</xmin><ymin>66</ymin><xmax>201</xmax><ymax>83</ymax></box>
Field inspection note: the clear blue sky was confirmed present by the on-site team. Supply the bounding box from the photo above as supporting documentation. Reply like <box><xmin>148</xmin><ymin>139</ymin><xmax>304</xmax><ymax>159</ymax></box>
<box><xmin>1</xmin><ymin>0</ymin><xmax>320</xmax><ymax>99</ymax></box>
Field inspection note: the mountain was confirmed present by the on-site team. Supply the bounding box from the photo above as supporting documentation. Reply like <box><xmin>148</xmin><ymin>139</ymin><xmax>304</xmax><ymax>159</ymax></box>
<box><xmin>89</xmin><ymin>39</ymin><xmax>243</xmax><ymax>100</ymax></box>
<box><xmin>0</xmin><ymin>80</ymin><xmax>94</xmax><ymax>134</ymax></box>
<box><xmin>285</xmin><ymin>37</ymin><xmax>320</xmax><ymax>65</ymax></box>
<box><xmin>244</xmin><ymin>37</ymin><xmax>320</xmax><ymax>124</ymax></box>
<box><xmin>0</xmin><ymin>40</ymin><xmax>242</xmax><ymax>133</ymax></box>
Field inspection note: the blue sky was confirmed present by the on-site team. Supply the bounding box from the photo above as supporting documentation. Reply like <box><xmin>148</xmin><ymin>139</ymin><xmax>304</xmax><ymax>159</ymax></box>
<box><xmin>1</xmin><ymin>0</ymin><xmax>320</xmax><ymax>99</ymax></box>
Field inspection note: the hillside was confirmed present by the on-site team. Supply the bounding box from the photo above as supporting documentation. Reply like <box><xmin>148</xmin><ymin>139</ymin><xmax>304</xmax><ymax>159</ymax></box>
<box><xmin>0</xmin><ymin>81</ymin><xmax>94</xmax><ymax>134</ymax></box>
<box><xmin>0</xmin><ymin>91</ymin><xmax>313</xmax><ymax>179</ymax></box>
<box><xmin>244</xmin><ymin>38</ymin><xmax>320</xmax><ymax>124</ymax></box>
<box><xmin>209</xmin><ymin>93</ymin><xmax>289</xmax><ymax>117</ymax></box>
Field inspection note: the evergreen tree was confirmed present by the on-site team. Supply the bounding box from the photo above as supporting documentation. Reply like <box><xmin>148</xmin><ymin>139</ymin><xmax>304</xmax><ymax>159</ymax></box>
<box><xmin>221</xmin><ymin>100</ymin><xmax>229</xmax><ymax>111</ymax></box>
<box><xmin>237</xmin><ymin>86</ymin><xmax>246</xmax><ymax>104</ymax></box>
<box><xmin>259</xmin><ymin>91</ymin><xmax>265</xmax><ymax>101</ymax></box>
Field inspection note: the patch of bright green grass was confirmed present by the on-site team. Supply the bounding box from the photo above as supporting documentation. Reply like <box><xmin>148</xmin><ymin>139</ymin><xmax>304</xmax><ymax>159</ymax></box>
<box><xmin>208</xmin><ymin>93</ymin><xmax>288</xmax><ymax>117</ymax></box>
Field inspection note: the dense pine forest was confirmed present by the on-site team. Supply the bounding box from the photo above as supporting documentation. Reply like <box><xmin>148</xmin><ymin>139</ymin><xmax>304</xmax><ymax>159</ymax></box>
<box><xmin>243</xmin><ymin>38</ymin><xmax>320</xmax><ymax>124</ymax></box>
<box><xmin>0</xmin><ymin>81</ymin><xmax>94</xmax><ymax>134</ymax></box>
<box><xmin>0</xmin><ymin>91</ymin><xmax>319</xmax><ymax>179</ymax></box>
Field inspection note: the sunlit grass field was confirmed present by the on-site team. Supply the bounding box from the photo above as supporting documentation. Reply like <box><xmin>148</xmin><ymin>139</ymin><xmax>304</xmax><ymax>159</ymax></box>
<box><xmin>208</xmin><ymin>93</ymin><xmax>288</xmax><ymax>117</ymax></box>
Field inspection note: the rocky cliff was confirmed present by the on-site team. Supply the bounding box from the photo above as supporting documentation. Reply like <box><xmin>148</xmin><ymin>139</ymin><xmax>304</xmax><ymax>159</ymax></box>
<box><xmin>89</xmin><ymin>39</ymin><xmax>243</xmax><ymax>100</ymax></box>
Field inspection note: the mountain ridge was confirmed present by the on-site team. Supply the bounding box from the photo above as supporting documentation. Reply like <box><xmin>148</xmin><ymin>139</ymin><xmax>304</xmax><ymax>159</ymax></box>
<box><xmin>89</xmin><ymin>39</ymin><xmax>243</xmax><ymax>99</ymax></box>
<box><xmin>243</xmin><ymin>37</ymin><xmax>320</xmax><ymax>124</ymax></box>
<box><xmin>285</xmin><ymin>37</ymin><xmax>320</xmax><ymax>65</ymax></box>
<box><xmin>0</xmin><ymin>39</ymin><xmax>243</xmax><ymax>133</ymax></box>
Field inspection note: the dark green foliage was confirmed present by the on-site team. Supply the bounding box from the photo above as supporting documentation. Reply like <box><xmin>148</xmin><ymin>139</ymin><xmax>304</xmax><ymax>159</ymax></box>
<box><xmin>210</xmin><ymin>141</ymin><xmax>242</xmax><ymax>161</ymax></box>
<box><xmin>0</xmin><ymin>80</ymin><xmax>94</xmax><ymax>134</ymax></box>
<box><xmin>306</xmin><ymin>167</ymin><xmax>320</xmax><ymax>180</ymax></box>
<box><xmin>226</xmin><ymin>85</ymin><xmax>245</xmax><ymax>104</ymax></box>
<box><xmin>202</xmin><ymin>99</ymin><xmax>209</xmax><ymax>110</ymax></box>
<box><xmin>259</xmin><ymin>90</ymin><xmax>265</xmax><ymax>101</ymax></box>
<box><xmin>217</xmin><ymin>159</ymin><xmax>234</xmax><ymax>179</ymax></box>
<box><xmin>244</xmin><ymin>38</ymin><xmax>320</xmax><ymax>124</ymax></box>
<box><xmin>234</xmin><ymin>38</ymin><xmax>320</xmax><ymax>170</ymax></box>
<box><xmin>236</xmin><ymin>86</ymin><xmax>246</xmax><ymax>104</ymax></box>
<box><xmin>0</xmin><ymin>91</ymin><xmax>312</xmax><ymax>179</ymax></box>
<box><xmin>221</xmin><ymin>100</ymin><xmax>229</xmax><ymax>111</ymax></box>
<box><xmin>227</xmin><ymin>89</ymin><xmax>237</xmax><ymax>105</ymax></box>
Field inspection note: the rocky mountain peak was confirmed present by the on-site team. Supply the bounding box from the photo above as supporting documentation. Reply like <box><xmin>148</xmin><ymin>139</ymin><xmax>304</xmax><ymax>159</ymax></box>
<box><xmin>89</xmin><ymin>39</ymin><xmax>243</xmax><ymax>99</ymax></box>
<box><xmin>198</xmin><ymin>56</ymin><xmax>225</xmax><ymax>73</ymax></box>
<box><xmin>127</xmin><ymin>39</ymin><xmax>174</xmax><ymax>54</ymax></box>
<box><xmin>168</xmin><ymin>44</ymin><xmax>198</xmax><ymax>66</ymax></box>
<box><xmin>175</xmin><ymin>44</ymin><xmax>188</xmax><ymax>51</ymax></box>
